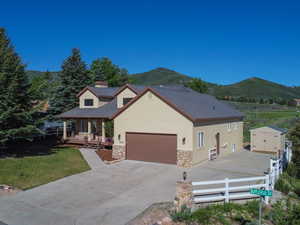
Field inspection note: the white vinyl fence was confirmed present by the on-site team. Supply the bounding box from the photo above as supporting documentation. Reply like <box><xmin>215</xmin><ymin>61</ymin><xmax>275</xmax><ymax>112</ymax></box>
<box><xmin>192</xmin><ymin>148</ymin><xmax>292</xmax><ymax>205</ymax></box>
<box><xmin>192</xmin><ymin>175</ymin><xmax>270</xmax><ymax>204</ymax></box>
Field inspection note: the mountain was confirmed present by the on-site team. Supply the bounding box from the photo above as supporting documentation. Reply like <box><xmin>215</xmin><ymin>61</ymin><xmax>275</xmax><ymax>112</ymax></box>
<box><xmin>26</xmin><ymin>67</ymin><xmax>300</xmax><ymax>100</ymax></box>
<box><xmin>212</xmin><ymin>77</ymin><xmax>300</xmax><ymax>99</ymax></box>
<box><xmin>131</xmin><ymin>68</ymin><xmax>300</xmax><ymax>99</ymax></box>
<box><xmin>131</xmin><ymin>67</ymin><xmax>192</xmax><ymax>85</ymax></box>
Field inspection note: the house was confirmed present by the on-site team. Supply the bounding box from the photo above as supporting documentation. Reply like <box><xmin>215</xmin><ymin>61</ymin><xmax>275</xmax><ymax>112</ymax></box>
<box><xmin>294</xmin><ymin>99</ymin><xmax>300</xmax><ymax>107</ymax></box>
<box><xmin>57</xmin><ymin>81</ymin><xmax>244</xmax><ymax>168</ymax></box>
<box><xmin>250</xmin><ymin>126</ymin><xmax>287</xmax><ymax>157</ymax></box>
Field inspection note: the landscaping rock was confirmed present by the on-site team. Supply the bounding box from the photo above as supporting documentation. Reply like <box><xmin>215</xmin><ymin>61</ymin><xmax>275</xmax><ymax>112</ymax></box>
<box><xmin>126</xmin><ymin>202</ymin><xmax>182</xmax><ymax>225</ymax></box>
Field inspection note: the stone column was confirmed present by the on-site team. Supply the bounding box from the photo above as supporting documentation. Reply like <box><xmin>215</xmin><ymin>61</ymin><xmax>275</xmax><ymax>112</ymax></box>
<box><xmin>63</xmin><ymin>121</ymin><xmax>67</xmax><ymax>140</ymax></box>
<box><xmin>87</xmin><ymin>120</ymin><xmax>92</xmax><ymax>141</ymax></box>
<box><xmin>102</xmin><ymin>120</ymin><xmax>106</xmax><ymax>142</ymax></box>
<box><xmin>174</xmin><ymin>181</ymin><xmax>193</xmax><ymax>212</ymax></box>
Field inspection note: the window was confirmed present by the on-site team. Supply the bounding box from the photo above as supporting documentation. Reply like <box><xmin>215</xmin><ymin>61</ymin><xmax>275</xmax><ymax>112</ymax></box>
<box><xmin>84</xmin><ymin>99</ymin><xmax>94</xmax><ymax>106</ymax></box>
<box><xmin>123</xmin><ymin>98</ymin><xmax>133</xmax><ymax>105</ymax></box>
<box><xmin>227</xmin><ymin>123</ymin><xmax>232</xmax><ymax>131</ymax></box>
<box><xmin>197</xmin><ymin>132</ymin><xmax>204</xmax><ymax>148</ymax></box>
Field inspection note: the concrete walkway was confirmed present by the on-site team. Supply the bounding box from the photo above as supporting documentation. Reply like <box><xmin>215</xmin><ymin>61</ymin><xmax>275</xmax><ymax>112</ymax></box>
<box><xmin>79</xmin><ymin>148</ymin><xmax>105</xmax><ymax>169</ymax></box>
<box><xmin>0</xmin><ymin>150</ymin><xmax>271</xmax><ymax>225</ymax></box>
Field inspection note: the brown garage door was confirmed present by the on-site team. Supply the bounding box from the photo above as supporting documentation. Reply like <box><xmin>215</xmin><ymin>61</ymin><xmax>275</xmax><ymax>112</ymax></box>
<box><xmin>126</xmin><ymin>132</ymin><xmax>177</xmax><ymax>164</ymax></box>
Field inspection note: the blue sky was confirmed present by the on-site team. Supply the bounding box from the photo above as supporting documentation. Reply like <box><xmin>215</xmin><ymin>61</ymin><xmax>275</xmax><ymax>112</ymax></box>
<box><xmin>1</xmin><ymin>0</ymin><xmax>300</xmax><ymax>85</ymax></box>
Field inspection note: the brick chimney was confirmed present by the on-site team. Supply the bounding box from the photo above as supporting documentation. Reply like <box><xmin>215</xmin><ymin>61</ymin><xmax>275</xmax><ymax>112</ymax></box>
<box><xmin>95</xmin><ymin>81</ymin><xmax>108</xmax><ymax>88</ymax></box>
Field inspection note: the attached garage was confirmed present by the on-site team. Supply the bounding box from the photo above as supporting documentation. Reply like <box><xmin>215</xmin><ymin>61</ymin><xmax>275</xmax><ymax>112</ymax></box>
<box><xmin>126</xmin><ymin>132</ymin><xmax>177</xmax><ymax>164</ymax></box>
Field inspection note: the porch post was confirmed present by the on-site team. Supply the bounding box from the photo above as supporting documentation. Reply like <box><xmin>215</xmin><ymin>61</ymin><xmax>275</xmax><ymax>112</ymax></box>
<box><xmin>63</xmin><ymin>121</ymin><xmax>67</xmax><ymax>140</ymax></box>
<box><xmin>102</xmin><ymin>119</ymin><xmax>106</xmax><ymax>142</ymax></box>
<box><xmin>88</xmin><ymin>119</ymin><xmax>92</xmax><ymax>141</ymax></box>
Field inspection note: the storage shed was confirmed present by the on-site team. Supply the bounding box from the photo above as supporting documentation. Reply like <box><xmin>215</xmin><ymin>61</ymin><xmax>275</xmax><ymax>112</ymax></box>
<box><xmin>250</xmin><ymin>126</ymin><xmax>287</xmax><ymax>157</ymax></box>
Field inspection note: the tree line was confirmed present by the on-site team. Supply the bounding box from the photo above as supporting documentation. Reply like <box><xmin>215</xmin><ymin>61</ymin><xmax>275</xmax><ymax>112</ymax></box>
<box><xmin>218</xmin><ymin>95</ymin><xmax>297</xmax><ymax>106</ymax></box>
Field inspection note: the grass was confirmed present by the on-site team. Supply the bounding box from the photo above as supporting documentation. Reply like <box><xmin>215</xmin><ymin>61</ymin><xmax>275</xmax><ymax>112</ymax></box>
<box><xmin>243</xmin><ymin>110</ymin><xmax>300</xmax><ymax>142</ymax></box>
<box><xmin>0</xmin><ymin>146</ymin><xmax>90</xmax><ymax>190</ymax></box>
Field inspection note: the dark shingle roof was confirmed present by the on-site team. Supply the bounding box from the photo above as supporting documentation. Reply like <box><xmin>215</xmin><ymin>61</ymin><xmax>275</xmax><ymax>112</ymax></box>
<box><xmin>59</xmin><ymin>84</ymin><xmax>243</xmax><ymax>121</ymax></box>
<box><xmin>87</xmin><ymin>87</ymin><xmax>119</xmax><ymax>97</ymax></box>
<box><xmin>57</xmin><ymin>98</ymin><xmax>118</xmax><ymax>118</ymax></box>
<box><xmin>150</xmin><ymin>85</ymin><xmax>243</xmax><ymax>120</ymax></box>
<box><xmin>268</xmin><ymin>126</ymin><xmax>288</xmax><ymax>134</ymax></box>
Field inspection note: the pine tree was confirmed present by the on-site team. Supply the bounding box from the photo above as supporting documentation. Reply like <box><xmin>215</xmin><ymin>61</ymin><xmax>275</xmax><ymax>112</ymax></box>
<box><xmin>49</xmin><ymin>48</ymin><xmax>89</xmax><ymax>115</ymax></box>
<box><xmin>0</xmin><ymin>28</ymin><xmax>39</xmax><ymax>148</ymax></box>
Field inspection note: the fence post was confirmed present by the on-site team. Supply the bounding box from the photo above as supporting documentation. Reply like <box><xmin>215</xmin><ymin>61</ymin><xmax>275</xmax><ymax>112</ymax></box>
<box><xmin>264</xmin><ymin>175</ymin><xmax>270</xmax><ymax>205</ymax></box>
<box><xmin>276</xmin><ymin>159</ymin><xmax>280</xmax><ymax>179</ymax></box>
<box><xmin>225</xmin><ymin>178</ymin><xmax>229</xmax><ymax>203</ymax></box>
<box><xmin>174</xmin><ymin>181</ymin><xmax>193</xmax><ymax>212</ymax></box>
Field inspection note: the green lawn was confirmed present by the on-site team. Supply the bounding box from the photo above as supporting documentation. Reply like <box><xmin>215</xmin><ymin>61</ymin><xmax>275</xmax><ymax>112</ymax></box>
<box><xmin>0</xmin><ymin>147</ymin><xmax>90</xmax><ymax>190</ymax></box>
<box><xmin>244</xmin><ymin>110</ymin><xmax>300</xmax><ymax>142</ymax></box>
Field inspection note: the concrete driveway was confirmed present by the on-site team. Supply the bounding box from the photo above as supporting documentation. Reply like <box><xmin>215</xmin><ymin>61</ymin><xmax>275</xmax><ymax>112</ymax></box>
<box><xmin>0</xmin><ymin>150</ymin><xmax>271</xmax><ymax>225</ymax></box>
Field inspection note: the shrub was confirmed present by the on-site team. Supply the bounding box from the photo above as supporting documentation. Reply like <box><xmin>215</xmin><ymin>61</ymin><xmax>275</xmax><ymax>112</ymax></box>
<box><xmin>170</xmin><ymin>205</ymin><xmax>192</xmax><ymax>222</ymax></box>
<box><xmin>293</xmin><ymin>181</ymin><xmax>300</xmax><ymax>198</ymax></box>
<box><xmin>286</xmin><ymin>163</ymin><xmax>298</xmax><ymax>178</ymax></box>
<box><xmin>275</xmin><ymin>173</ymin><xmax>294</xmax><ymax>194</ymax></box>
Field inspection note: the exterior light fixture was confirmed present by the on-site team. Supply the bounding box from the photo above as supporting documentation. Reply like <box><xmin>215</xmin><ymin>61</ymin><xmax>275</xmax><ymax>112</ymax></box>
<box><xmin>182</xmin><ymin>137</ymin><xmax>186</xmax><ymax>145</ymax></box>
<box><xmin>118</xmin><ymin>134</ymin><xmax>121</xmax><ymax>141</ymax></box>
<box><xmin>183</xmin><ymin>171</ymin><xmax>187</xmax><ymax>181</ymax></box>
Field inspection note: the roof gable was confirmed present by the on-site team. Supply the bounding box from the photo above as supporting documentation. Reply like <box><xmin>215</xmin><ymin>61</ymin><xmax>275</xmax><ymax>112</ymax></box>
<box><xmin>111</xmin><ymin>88</ymin><xmax>195</xmax><ymax>121</ymax></box>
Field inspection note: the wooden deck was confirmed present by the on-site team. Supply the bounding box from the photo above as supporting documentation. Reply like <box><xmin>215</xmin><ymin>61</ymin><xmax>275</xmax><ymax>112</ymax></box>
<box><xmin>64</xmin><ymin>137</ymin><xmax>113</xmax><ymax>148</ymax></box>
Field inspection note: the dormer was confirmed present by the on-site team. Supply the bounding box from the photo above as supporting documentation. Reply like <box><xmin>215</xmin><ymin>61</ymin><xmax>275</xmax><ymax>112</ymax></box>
<box><xmin>79</xmin><ymin>90</ymin><xmax>99</xmax><ymax>108</ymax></box>
<box><xmin>116</xmin><ymin>85</ymin><xmax>138</xmax><ymax>108</ymax></box>
<box><xmin>77</xmin><ymin>81</ymin><xmax>112</xmax><ymax>108</ymax></box>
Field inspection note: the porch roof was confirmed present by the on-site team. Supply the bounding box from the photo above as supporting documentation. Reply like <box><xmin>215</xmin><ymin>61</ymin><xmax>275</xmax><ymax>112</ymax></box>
<box><xmin>56</xmin><ymin>99</ymin><xmax>117</xmax><ymax>119</ymax></box>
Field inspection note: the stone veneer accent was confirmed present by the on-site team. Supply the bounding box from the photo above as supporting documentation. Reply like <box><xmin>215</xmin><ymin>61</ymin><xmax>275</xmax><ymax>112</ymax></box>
<box><xmin>112</xmin><ymin>145</ymin><xmax>126</xmax><ymax>160</ymax></box>
<box><xmin>177</xmin><ymin>150</ymin><xmax>193</xmax><ymax>168</ymax></box>
<box><xmin>174</xmin><ymin>181</ymin><xmax>193</xmax><ymax>212</ymax></box>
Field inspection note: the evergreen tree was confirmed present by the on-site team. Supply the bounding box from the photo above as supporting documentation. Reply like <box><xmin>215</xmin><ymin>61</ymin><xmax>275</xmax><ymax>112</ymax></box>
<box><xmin>89</xmin><ymin>57</ymin><xmax>129</xmax><ymax>87</ymax></box>
<box><xmin>29</xmin><ymin>71</ymin><xmax>53</xmax><ymax>101</ymax></box>
<box><xmin>0</xmin><ymin>28</ymin><xmax>39</xmax><ymax>148</ymax></box>
<box><xmin>49</xmin><ymin>48</ymin><xmax>89</xmax><ymax>115</ymax></box>
<box><xmin>186</xmin><ymin>78</ymin><xmax>208</xmax><ymax>93</ymax></box>
<box><xmin>288</xmin><ymin>121</ymin><xmax>300</xmax><ymax>176</ymax></box>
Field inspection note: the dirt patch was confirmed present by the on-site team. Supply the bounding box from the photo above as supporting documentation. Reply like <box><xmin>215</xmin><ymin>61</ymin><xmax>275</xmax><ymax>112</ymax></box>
<box><xmin>126</xmin><ymin>202</ymin><xmax>183</xmax><ymax>225</ymax></box>
<box><xmin>95</xmin><ymin>149</ymin><xmax>116</xmax><ymax>161</ymax></box>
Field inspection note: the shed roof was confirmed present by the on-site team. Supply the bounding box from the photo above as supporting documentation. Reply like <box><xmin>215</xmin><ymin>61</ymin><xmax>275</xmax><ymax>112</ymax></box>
<box><xmin>250</xmin><ymin>126</ymin><xmax>287</xmax><ymax>134</ymax></box>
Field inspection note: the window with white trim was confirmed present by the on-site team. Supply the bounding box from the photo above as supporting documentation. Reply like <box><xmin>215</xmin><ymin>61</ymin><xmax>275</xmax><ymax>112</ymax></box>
<box><xmin>227</xmin><ymin>123</ymin><xmax>232</xmax><ymax>131</ymax></box>
<box><xmin>84</xmin><ymin>99</ymin><xmax>94</xmax><ymax>106</ymax></box>
<box><xmin>197</xmin><ymin>132</ymin><xmax>204</xmax><ymax>148</ymax></box>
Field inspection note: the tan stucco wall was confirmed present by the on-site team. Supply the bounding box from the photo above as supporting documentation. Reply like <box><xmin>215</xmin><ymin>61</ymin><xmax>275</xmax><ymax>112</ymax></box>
<box><xmin>192</xmin><ymin>121</ymin><xmax>243</xmax><ymax>165</ymax></box>
<box><xmin>117</xmin><ymin>88</ymin><xmax>137</xmax><ymax>108</ymax></box>
<box><xmin>114</xmin><ymin>91</ymin><xmax>194</xmax><ymax>151</ymax></box>
<box><xmin>79</xmin><ymin>90</ymin><xmax>99</xmax><ymax>108</ymax></box>
<box><xmin>79</xmin><ymin>90</ymin><xmax>109</xmax><ymax>108</ymax></box>
<box><xmin>250</xmin><ymin>127</ymin><xmax>285</xmax><ymax>155</ymax></box>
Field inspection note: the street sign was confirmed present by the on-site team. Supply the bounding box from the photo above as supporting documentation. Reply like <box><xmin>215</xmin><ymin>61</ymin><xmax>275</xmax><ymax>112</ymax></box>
<box><xmin>250</xmin><ymin>188</ymin><xmax>273</xmax><ymax>197</ymax></box>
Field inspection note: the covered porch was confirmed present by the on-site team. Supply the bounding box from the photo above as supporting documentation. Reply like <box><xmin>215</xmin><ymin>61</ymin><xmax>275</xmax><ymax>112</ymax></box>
<box><xmin>62</xmin><ymin>118</ymin><xmax>113</xmax><ymax>147</ymax></box>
